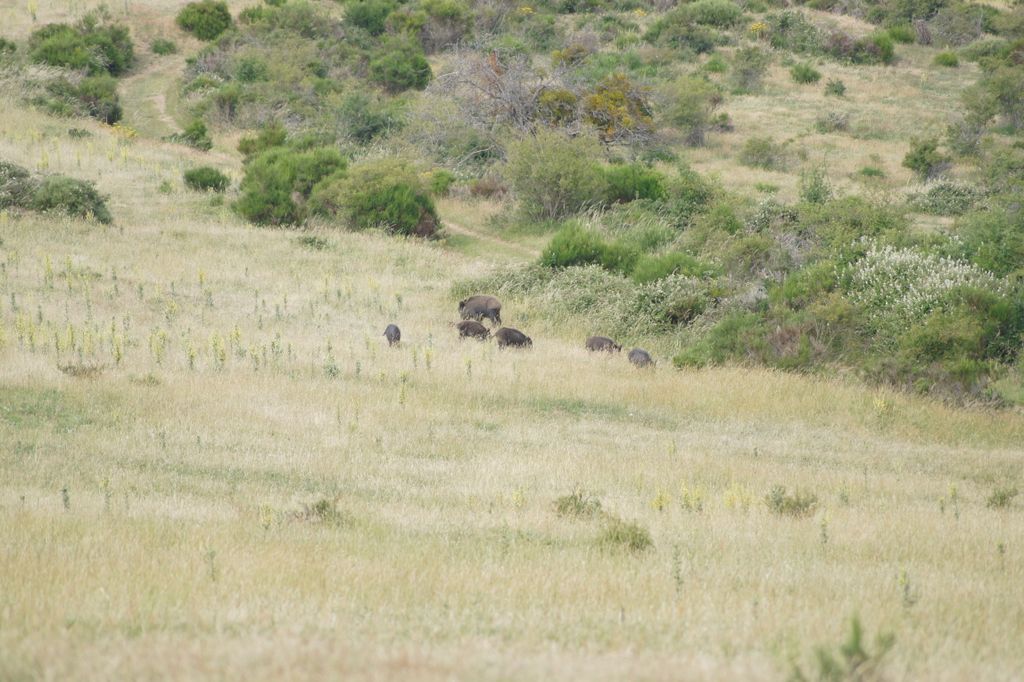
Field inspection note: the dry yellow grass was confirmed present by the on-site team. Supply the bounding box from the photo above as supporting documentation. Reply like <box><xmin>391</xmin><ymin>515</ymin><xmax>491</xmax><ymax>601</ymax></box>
<box><xmin>2</xmin><ymin>4</ymin><xmax>1024</xmax><ymax>680</ymax></box>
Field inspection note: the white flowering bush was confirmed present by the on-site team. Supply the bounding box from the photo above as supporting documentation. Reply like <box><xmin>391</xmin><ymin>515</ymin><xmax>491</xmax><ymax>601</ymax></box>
<box><xmin>846</xmin><ymin>243</ymin><xmax>1003</xmax><ymax>334</ymax></box>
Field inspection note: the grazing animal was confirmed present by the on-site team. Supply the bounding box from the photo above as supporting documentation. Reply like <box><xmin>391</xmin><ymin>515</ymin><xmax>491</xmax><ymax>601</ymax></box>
<box><xmin>383</xmin><ymin>324</ymin><xmax>401</xmax><ymax>346</ymax></box>
<box><xmin>456</xmin><ymin>320</ymin><xmax>490</xmax><ymax>340</ymax></box>
<box><xmin>495</xmin><ymin>327</ymin><xmax>532</xmax><ymax>349</ymax></box>
<box><xmin>459</xmin><ymin>295</ymin><xmax>502</xmax><ymax>326</ymax></box>
<box><xmin>586</xmin><ymin>336</ymin><xmax>621</xmax><ymax>353</ymax></box>
<box><xmin>628</xmin><ymin>348</ymin><xmax>654</xmax><ymax>368</ymax></box>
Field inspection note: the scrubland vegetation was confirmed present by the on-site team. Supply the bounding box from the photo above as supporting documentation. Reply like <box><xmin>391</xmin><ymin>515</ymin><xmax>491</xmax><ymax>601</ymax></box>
<box><xmin>2</xmin><ymin>0</ymin><xmax>1024</xmax><ymax>678</ymax></box>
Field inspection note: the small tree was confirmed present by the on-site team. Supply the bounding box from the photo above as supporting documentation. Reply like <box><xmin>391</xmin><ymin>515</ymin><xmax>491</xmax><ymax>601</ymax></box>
<box><xmin>903</xmin><ymin>137</ymin><xmax>950</xmax><ymax>179</ymax></box>
<box><xmin>309</xmin><ymin>158</ymin><xmax>440</xmax><ymax>237</ymax></box>
<box><xmin>729</xmin><ymin>46</ymin><xmax>771</xmax><ymax>94</ymax></box>
<box><xmin>582</xmin><ymin>72</ymin><xmax>654</xmax><ymax>146</ymax></box>
<box><xmin>369</xmin><ymin>38</ymin><xmax>432</xmax><ymax>92</ymax></box>
<box><xmin>662</xmin><ymin>75</ymin><xmax>723</xmax><ymax>146</ymax></box>
<box><xmin>176</xmin><ymin>0</ymin><xmax>233</xmax><ymax>41</ymax></box>
<box><xmin>505</xmin><ymin>129</ymin><xmax>607</xmax><ymax>220</ymax></box>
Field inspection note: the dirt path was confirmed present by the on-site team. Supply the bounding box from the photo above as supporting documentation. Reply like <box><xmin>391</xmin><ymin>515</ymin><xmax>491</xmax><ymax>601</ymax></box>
<box><xmin>443</xmin><ymin>219</ymin><xmax>540</xmax><ymax>260</ymax></box>
<box><xmin>120</xmin><ymin>53</ymin><xmax>187</xmax><ymax>139</ymax></box>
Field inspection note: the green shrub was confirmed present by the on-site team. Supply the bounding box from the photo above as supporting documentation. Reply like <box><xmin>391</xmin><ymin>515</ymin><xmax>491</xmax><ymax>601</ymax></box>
<box><xmin>790</xmin><ymin>62</ymin><xmax>822</xmax><ymax>84</ymax></box>
<box><xmin>598</xmin><ymin>516</ymin><xmax>653</xmax><ymax>552</ymax></box>
<box><xmin>308</xmin><ymin>158</ymin><xmax>440</xmax><ymax>237</ymax></box>
<box><xmin>604</xmin><ymin>163</ymin><xmax>667</xmax><ymax>204</ymax></box>
<box><xmin>169</xmin><ymin>119</ymin><xmax>213</xmax><ymax>151</ymax></box>
<box><xmin>29</xmin><ymin>16</ymin><xmax>134</xmax><ymax>76</ymax></box>
<box><xmin>729</xmin><ymin>46</ymin><xmax>771</xmax><ymax>93</ymax></box>
<box><xmin>663</xmin><ymin>167</ymin><xmax>716</xmax><ymax>223</ymax></box>
<box><xmin>632</xmin><ymin>251</ymin><xmax>716</xmax><ymax>283</ymax></box>
<box><xmin>799</xmin><ymin>166</ymin><xmax>833</xmax><ymax>204</ymax></box>
<box><xmin>540</xmin><ymin>223</ymin><xmax>637</xmax><ymax>272</ymax></box>
<box><xmin>888</xmin><ymin>24</ymin><xmax>916</xmax><ymax>43</ymax></box>
<box><xmin>506</xmin><ymin>129</ymin><xmax>607</xmax><ymax>220</ymax></box>
<box><xmin>858</xmin><ymin>165</ymin><xmax>886</xmax><ymax>178</ymax></box>
<box><xmin>0</xmin><ymin>38</ymin><xmax>16</xmax><ymax>55</ymax></box>
<box><xmin>369</xmin><ymin>38</ymin><xmax>432</xmax><ymax>92</ymax></box>
<box><xmin>0</xmin><ymin>161</ymin><xmax>36</xmax><ymax>209</ymax></box>
<box><xmin>176</xmin><ymin>1</ymin><xmax>233</xmax><ymax>41</ymax></box>
<box><xmin>765</xmin><ymin>485</ymin><xmax>818</xmax><ymax>516</ymax></box>
<box><xmin>338</xmin><ymin>91</ymin><xmax>400</xmax><ymax>144</ymax></box>
<box><xmin>74</xmin><ymin>74</ymin><xmax>122</xmax><ymax>124</ymax></box>
<box><xmin>662</xmin><ymin>74</ymin><xmax>723</xmax><ymax>146</ymax></box>
<box><xmin>684</xmin><ymin>0</ymin><xmax>743</xmax><ymax>28</ymax></box>
<box><xmin>956</xmin><ymin>207</ymin><xmax>1024</xmax><ymax>277</ymax></box>
<box><xmin>739</xmin><ymin>136</ymin><xmax>789</xmax><ymax>170</ymax></box>
<box><xmin>236</xmin><ymin>146</ymin><xmax>346</xmax><ymax>225</ymax></box>
<box><xmin>907</xmin><ymin>181</ymin><xmax>981</xmax><ymax>215</ymax></box>
<box><xmin>237</xmin><ymin>122</ymin><xmax>287</xmax><ymax>159</ymax></box>
<box><xmin>30</xmin><ymin>175</ymin><xmax>112</xmax><ymax>223</ymax></box>
<box><xmin>824</xmin><ymin>78</ymin><xmax>846</xmax><ymax>96</ymax></box>
<box><xmin>934</xmin><ymin>50</ymin><xmax>959</xmax><ymax>67</ymax></box>
<box><xmin>346</xmin><ymin>0</ymin><xmax>396</xmax><ymax>36</ymax></box>
<box><xmin>644</xmin><ymin>9</ymin><xmax>722</xmax><ymax>54</ymax></box>
<box><xmin>151</xmin><ymin>38</ymin><xmax>177</xmax><ymax>55</ymax></box>
<box><xmin>183</xmin><ymin>166</ymin><xmax>230</xmax><ymax>192</ymax></box>
<box><xmin>902</xmin><ymin>137</ymin><xmax>950</xmax><ymax>179</ymax></box>
<box><xmin>426</xmin><ymin>168</ymin><xmax>455</xmax><ymax>196</ymax></box>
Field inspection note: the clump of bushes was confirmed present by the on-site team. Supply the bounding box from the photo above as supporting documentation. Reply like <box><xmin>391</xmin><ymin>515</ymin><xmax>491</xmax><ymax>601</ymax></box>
<box><xmin>168</xmin><ymin>119</ymin><xmax>213</xmax><ymax>151</ymax></box>
<box><xmin>790</xmin><ymin>62</ymin><xmax>822</xmax><ymax>84</ymax></box>
<box><xmin>604</xmin><ymin>163</ymin><xmax>667</xmax><ymax>204</ymax></box>
<box><xmin>598</xmin><ymin>516</ymin><xmax>653</xmax><ymax>552</ymax></box>
<box><xmin>907</xmin><ymin>181</ymin><xmax>981</xmax><ymax>215</ymax></box>
<box><xmin>28</xmin><ymin>13</ymin><xmax>134</xmax><ymax>76</ymax></box>
<box><xmin>369</xmin><ymin>38</ymin><xmax>432</xmax><ymax>92</ymax></box>
<box><xmin>934</xmin><ymin>51</ymin><xmax>959</xmax><ymax>67</ymax></box>
<box><xmin>151</xmin><ymin>38</ymin><xmax>177</xmax><ymax>55</ymax></box>
<box><xmin>236</xmin><ymin>144</ymin><xmax>346</xmax><ymax>225</ymax></box>
<box><xmin>814</xmin><ymin>111</ymin><xmax>849</xmax><ymax>133</ymax></box>
<box><xmin>505</xmin><ymin>129</ymin><xmax>606</xmax><ymax>220</ymax></box>
<box><xmin>729</xmin><ymin>46</ymin><xmax>771</xmax><ymax>93</ymax></box>
<box><xmin>1</xmin><ymin>162</ymin><xmax>112</xmax><ymax>223</ymax></box>
<box><xmin>739</xmin><ymin>137</ymin><xmax>790</xmax><ymax>170</ymax></box>
<box><xmin>176</xmin><ymin>0</ymin><xmax>233</xmax><ymax>41</ymax></box>
<box><xmin>309</xmin><ymin>157</ymin><xmax>441</xmax><ymax>237</ymax></box>
<box><xmin>824</xmin><ymin>78</ymin><xmax>846</xmax><ymax>96</ymax></box>
<box><xmin>183</xmin><ymin>166</ymin><xmax>230</xmax><ymax>192</ymax></box>
<box><xmin>34</xmin><ymin>74</ymin><xmax>123</xmax><ymax>124</ymax></box>
<box><xmin>902</xmin><ymin>137</ymin><xmax>950</xmax><ymax>179</ymax></box>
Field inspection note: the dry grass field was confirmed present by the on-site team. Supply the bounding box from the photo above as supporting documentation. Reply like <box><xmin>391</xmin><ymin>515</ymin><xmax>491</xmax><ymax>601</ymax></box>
<box><xmin>2</xmin><ymin>0</ymin><xmax>1024</xmax><ymax>680</ymax></box>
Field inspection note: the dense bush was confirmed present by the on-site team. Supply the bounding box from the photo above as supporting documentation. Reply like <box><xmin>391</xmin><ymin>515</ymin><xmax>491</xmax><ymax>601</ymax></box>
<box><xmin>183</xmin><ymin>166</ymin><xmax>230</xmax><ymax>192</ymax></box>
<box><xmin>955</xmin><ymin>207</ymin><xmax>1024</xmax><ymax>277</ymax></box>
<box><xmin>346</xmin><ymin>0</ymin><xmax>396</xmax><ymax>36</ymax></box>
<box><xmin>539</xmin><ymin>223</ymin><xmax>635</xmax><ymax>271</ymax></box>
<box><xmin>824</xmin><ymin>78</ymin><xmax>846</xmax><ymax>96</ymax></box>
<box><xmin>604</xmin><ymin>163</ymin><xmax>667</xmax><ymax>204</ymax></box>
<box><xmin>0</xmin><ymin>161</ymin><xmax>35</xmax><ymax>209</ymax></box>
<box><xmin>739</xmin><ymin>137</ymin><xmax>789</xmax><ymax>170</ymax></box>
<box><xmin>169</xmin><ymin>119</ymin><xmax>214</xmax><ymax>151</ymax></box>
<box><xmin>644</xmin><ymin>8</ymin><xmax>722</xmax><ymax>54</ymax></box>
<box><xmin>176</xmin><ymin>1</ymin><xmax>233</xmax><ymax>41</ymax></box>
<box><xmin>662</xmin><ymin>75</ymin><xmax>723</xmax><ymax>146</ymax></box>
<box><xmin>309</xmin><ymin>158</ymin><xmax>440</xmax><ymax>236</ymax></box>
<box><xmin>934</xmin><ymin>50</ymin><xmax>959</xmax><ymax>67</ymax></box>
<box><xmin>902</xmin><ymin>137</ymin><xmax>950</xmax><ymax>179</ymax></box>
<box><xmin>684</xmin><ymin>0</ymin><xmax>743</xmax><ymax>28</ymax></box>
<box><xmin>369</xmin><ymin>38</ymin><xmax>432</xmax><ymax>92</ymax></box>
<box><xmin>907</xmin><ymin>180</ymin><xmax>981</xmax><ymax>215</ymax></box>
<box><xmin>235</xmin><ymin>146</ymin><xmax>346</xmax><ymax>225</ymax></box>
<box><xmin>790</xmin><ymin>62</ymin><xmax>822</xmax><ymax>84</ymax></box>
<box><xmin>729</xmin><ymin>46</ymin><xmax>771</xmax><ymax>93</ymax></box>
<box><xmin>29</xmin><ymin>175</ymin><xmax>112</xmax><ymax>223</ymax></box>
<box><xmin>35</xmin><ymin>75</ymin><xmax>123</xmax><ymax>124</ymax></box>
<box><xmin>151</xmin><ymin>38</ymin><xmax>177</xmax><ymax>55</ymax></box>
<box><xmin>505</xmin><ymin>129</ymin><xmax>607</xmax><ymax>220</ymax></box>
<box><xmin>0</xmin><ymin>38</ymin><xmax>16</xmax><ymax>55</ymax></box>
<box><xmin>29</xmin><ymin>15</ymin><xmax>134</xmax><ymax>76</ymax></box>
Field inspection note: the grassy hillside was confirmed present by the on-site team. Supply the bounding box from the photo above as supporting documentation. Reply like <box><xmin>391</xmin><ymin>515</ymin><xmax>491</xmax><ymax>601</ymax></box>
<box><xmin>2</xmin><ymin>0</ymin><xmax>1024</xmax><ymax>679</ymax></box>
